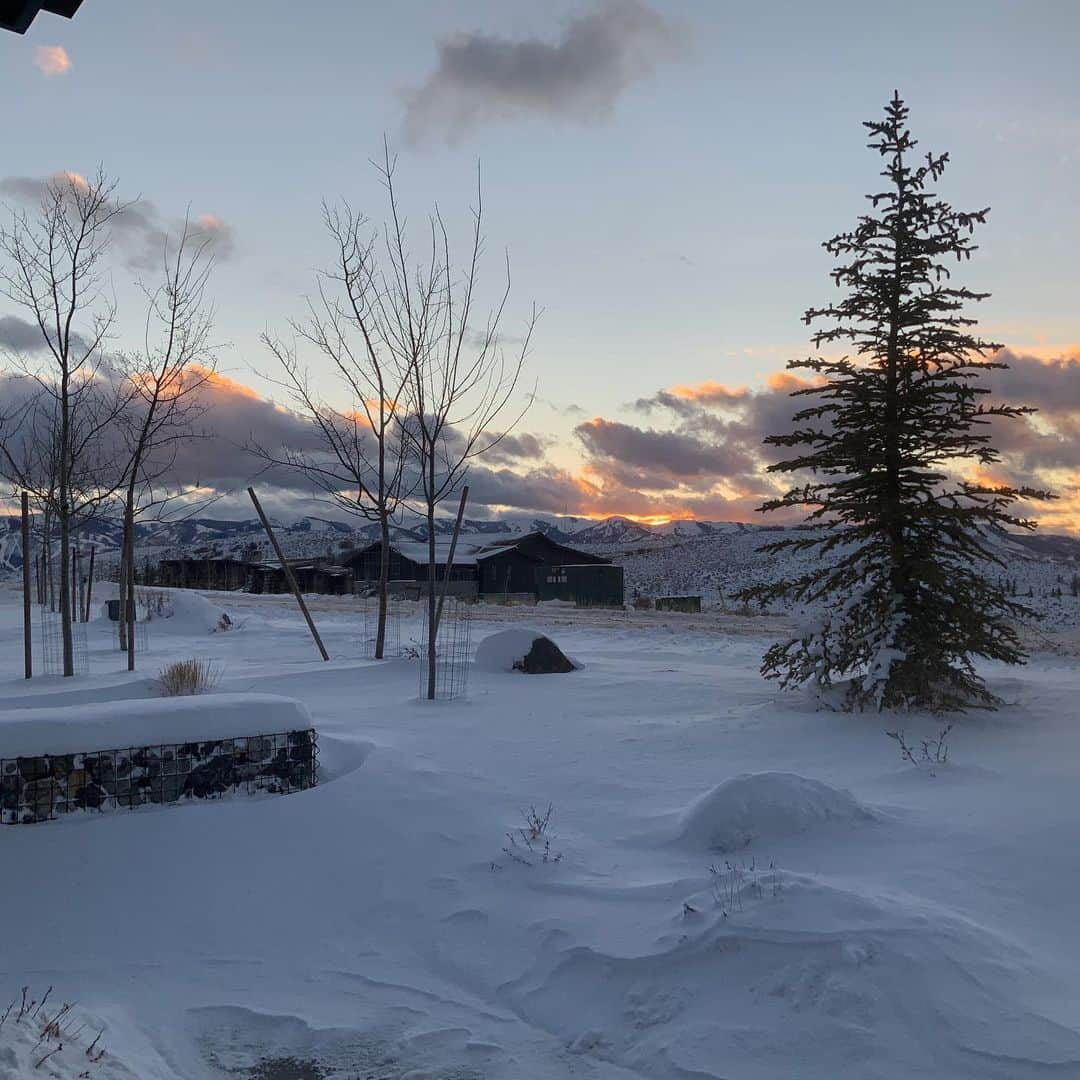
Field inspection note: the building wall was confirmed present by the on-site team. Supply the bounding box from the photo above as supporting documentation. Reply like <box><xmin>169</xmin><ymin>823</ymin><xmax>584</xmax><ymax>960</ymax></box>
<box><xmin>478</xmin><ymin>550</ymin><xmax>540</xmax><ymax>595</ymax></box>
<box><xmin>536</xmin><ymin>563</ymin><xmax>625</xmax><ymax>607</ymax></box>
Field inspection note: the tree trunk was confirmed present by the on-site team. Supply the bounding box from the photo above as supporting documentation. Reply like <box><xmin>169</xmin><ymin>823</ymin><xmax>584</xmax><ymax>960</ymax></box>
<box><xmin>884</xmin><ymin>192</ymin><xmax>906</xmax><ymax>604</ymax></box>
<box><xmin>58</xmin><ymin>510</ymin><xmax>73</xmax><ymax>676</ymax></box>
<box><xmin>125</xmin><ymin>498</ymin><xmax>136</xmax><ymax>671</ymax></box>
<box><xmin>426</xmin><ymin>500</ymin><xmax>437</xmax><ymax>700</ymax></box>
<box><xmin>376</xmin><ymin>512</ymin><xmax>390</xmax><ymax>659</ymax></box>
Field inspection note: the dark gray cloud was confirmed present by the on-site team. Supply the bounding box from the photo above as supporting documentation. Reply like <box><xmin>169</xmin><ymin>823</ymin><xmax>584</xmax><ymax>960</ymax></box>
<box><xmin>402</xmin><ymin>1</ymin><xmax>680</xmax><ymax>143</ymax></box>
<box><xmin>0</xmin><ymin>315</ymin><xmax>47</xmax><ymax>354</ymax></box>
<box><xmin>479</xmin><ymin>430</ymin><xmax>554</xmax><ymax>465</ymax></box>
<box><xmin>0</xmin><ymin>173</ymin><xmax>236</xmax><ymax>272</ymax></box>
<box><xmin>575</xmin><ymin>416</ymin><xmax>756</xmax><ymax>480</ymax></box>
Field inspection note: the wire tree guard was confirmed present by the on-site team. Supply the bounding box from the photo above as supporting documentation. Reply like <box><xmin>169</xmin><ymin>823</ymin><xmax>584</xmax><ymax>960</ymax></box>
<box><xmin>360</xmin><ymin>595</ymin><xmax>402</xmax><ymax>659</ymax></box>
<box><xmin>38</xmin><ymin>608</ymin><xmax>87</xmax><ymax>676</ymax></box>
<box><xmin>418</xmin><ymin>596</ymin><xmax>472</xmax><ymax>700</ymax></box>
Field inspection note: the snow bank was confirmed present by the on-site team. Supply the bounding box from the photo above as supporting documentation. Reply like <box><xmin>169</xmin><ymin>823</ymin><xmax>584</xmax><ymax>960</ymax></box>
<box><xmin>150</xmin><ymin>589</ymin><xmax>230</xmax><ymax>635</ymax></box>
<box><xmin>0</xmin><ymin>693</ymin><xmax>313</xmax><ymax>758</ymax></box>
<box><xmin>474</xmin><ymin>628</ymin><xmax>577</xmax><ymax>673</ymax></box>
<box><xmin>676</xmin><ymin>772</ymin><xmax>873</xmax><ymax>852</ymax></box>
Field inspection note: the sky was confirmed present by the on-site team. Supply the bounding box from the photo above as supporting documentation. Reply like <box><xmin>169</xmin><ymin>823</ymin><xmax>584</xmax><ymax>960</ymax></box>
<box><xmin>1</xmin><ymin>0</ymin><xmax>1078</xmax><ymax>530</ymax></box>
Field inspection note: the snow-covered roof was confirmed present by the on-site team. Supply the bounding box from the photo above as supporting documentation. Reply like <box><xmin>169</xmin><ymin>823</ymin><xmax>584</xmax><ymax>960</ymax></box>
<box><xmin>381</xmin><ymin>531</ymin><xmax>610</xmax><ymax>567</ymax></box>
<box><xmin>392</xmin><ymin>541</ymin><xmax>480</xmax><ymax>566</ymax></box>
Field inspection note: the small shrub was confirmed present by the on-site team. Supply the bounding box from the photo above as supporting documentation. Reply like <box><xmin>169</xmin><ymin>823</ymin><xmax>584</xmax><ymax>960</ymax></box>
<box><xmin>707</xmin><ymin>857</ymin><xmax>782</xmax><ymax>917</ymax></box>
<box><xmin>887</xmin><ymin>723</ymin><xmax>953</xmax><ymax>776</ymax></box>
<box><xmin>500</xmin><ymin>803</ymin><xmax>563</xmax><ymax>867</ymax></box>
<box><xmin>156</xmin><ymin>658</ymin><xmax>220</xmax><ymax>696</ymax></box>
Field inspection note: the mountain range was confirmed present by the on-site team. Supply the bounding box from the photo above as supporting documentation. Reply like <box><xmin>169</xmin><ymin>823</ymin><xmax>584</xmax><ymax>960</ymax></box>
<box><xmin>1</xmin><ymin>510</ymin><xmax>1077</xmax><ymax>579</ymax></box>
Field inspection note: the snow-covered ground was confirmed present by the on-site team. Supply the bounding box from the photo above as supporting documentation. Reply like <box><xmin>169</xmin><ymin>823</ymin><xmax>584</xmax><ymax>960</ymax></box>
<box><xmin>1</xmin><ymin>584</ymin><xmax>1080</xmax><ymax>1078</ymax></box>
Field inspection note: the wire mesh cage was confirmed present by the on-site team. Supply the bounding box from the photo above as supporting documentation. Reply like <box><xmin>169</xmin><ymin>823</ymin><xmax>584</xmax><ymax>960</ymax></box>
<box><xmin>360</xmin><ymin>595</ymin><xmax>402</xmax><ymax>659</ymax></box>
<box><xmin>39</xmin><ymin>608</ymin><xmax>88</xmax><ymax>676</ymax></box>
<box><xmin>418</xmin><ymin>596</ymin><xmax>472</xmax><ymax>700</ymax></box>
<box><xmin>115</xmin><ymin>610</ymin><xmax>150</xmax><ymax>654</ymax></box>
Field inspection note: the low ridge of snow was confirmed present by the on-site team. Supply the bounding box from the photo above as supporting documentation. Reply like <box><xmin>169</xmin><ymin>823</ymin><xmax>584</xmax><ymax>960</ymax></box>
<box><xmin>676</xmin><ymin>771</ymin><xmax>875</xmax><ymax>852</ymax></box>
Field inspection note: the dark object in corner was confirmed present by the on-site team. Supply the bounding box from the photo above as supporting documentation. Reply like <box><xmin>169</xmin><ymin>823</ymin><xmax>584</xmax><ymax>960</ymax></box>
<box><xmin>1</xmin><ymin>0</ymin><xmax>83</xmax><ymax>34</ymax></box>
<box><xmin>513</xmin><ymin>635</ymin><xmax>575</xmax><ymax>674</ymax></box>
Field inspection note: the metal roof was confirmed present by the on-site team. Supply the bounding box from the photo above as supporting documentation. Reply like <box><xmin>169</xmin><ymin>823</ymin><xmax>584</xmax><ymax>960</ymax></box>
<box><xmin>1</xmin><ymin>0</ymin><xmax>83</xmax><ymax>34</ymax></box>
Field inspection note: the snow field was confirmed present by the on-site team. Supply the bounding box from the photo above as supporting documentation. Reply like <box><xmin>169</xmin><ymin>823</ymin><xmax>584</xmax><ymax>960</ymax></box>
<box><xmin>0</xmin><ymin>585</ymin><xmax>1078</xmax><ymax>1077</ymax></box>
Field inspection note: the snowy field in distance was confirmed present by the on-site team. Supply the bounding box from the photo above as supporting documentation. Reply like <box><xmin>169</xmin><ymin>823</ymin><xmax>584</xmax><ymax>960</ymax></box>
<box><xmin>0</xmin><ymin>583</ymin><xmax>1079</xmax><ymax>1078</ymax></box>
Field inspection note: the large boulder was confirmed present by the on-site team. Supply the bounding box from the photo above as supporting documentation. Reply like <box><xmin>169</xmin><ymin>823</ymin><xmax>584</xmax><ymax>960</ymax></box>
<box><xmin>474</xmin><ymin>629</ymin><xmax>577</xmax><ymax>675</ymax></box>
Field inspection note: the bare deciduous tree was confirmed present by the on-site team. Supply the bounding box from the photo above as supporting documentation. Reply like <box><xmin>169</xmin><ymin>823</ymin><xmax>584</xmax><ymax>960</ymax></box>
<box><xmin>375</xmin><ymin>151</ymin><xmax>536</xmax><ymax>699</ymax></box>
<box><xmin>0</xmin><ymin>169</ymin><xmax>134</xmax><ymax>675</ymax></box>
<box><xmin>254</xmin><ymin>201</ymin><xmax>415</xmax><ymax>659</ymax></box>
<box><xmin>115</xmin><ymin>217</ymin><xmax>218</xmax><ymax>671</ymax></box>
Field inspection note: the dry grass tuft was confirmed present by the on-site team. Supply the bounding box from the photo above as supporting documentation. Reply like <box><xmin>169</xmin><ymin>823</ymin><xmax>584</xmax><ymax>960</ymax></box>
<box><xmin>156</xmin><ymin>657</ymin><xmax>220</xmax><ymax>696</ymax></box>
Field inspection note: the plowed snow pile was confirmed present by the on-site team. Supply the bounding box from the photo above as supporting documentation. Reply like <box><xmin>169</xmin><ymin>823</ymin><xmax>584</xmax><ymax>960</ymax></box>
<box><xmin>676</xmin><ymin>771</ymin><xmax>874</xmax><ymax>852</ymax></box>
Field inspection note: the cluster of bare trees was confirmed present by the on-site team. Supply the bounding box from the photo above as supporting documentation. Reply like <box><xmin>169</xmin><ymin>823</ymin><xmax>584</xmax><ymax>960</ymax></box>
<box><xmin>0</xmin><ymin>155</ymin><xmax>532</xmax><ymax>697</ymax></box>
<box><xmin>0</xmin><ymin>170</ymin><xmax>218</xmax><ymax>676</ymax></box>
<box><xmin>253</xmin><ymin>146</ymin><xmax>534</xmax><ymax>698</ymax></box>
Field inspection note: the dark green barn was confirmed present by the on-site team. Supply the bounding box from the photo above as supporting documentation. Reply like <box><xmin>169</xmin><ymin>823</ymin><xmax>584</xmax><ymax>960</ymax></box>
<box><xmin>535</xmin><ymin>563</ymin><xmax>625</xmax><ymax>607</ymax></box>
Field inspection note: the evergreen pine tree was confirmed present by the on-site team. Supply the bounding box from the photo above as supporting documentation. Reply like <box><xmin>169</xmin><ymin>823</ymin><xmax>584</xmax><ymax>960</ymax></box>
<box><xmin>740</xmin><ymin>92</ymin><xmax>1051</xmax><ymax>712</ymax></box>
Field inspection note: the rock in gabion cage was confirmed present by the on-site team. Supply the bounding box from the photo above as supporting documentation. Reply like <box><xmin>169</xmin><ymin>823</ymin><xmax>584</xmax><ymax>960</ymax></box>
<box><xmin>360</xmin><ymin>596</ymin><xmax>402</xmax><ymax>659</ymax></box>
<box><xmin>0</xmin><ymin>730</ymin><xmax>318</xmax><ymax>825</ymax></box>
<box><xmin>418</xmin><ymin>597</ymin><xmax>471</xmax><ymax>700</ymax></box>
<box><xmin>39</xmin><ymin>608</ymin><xmax>88</xmax><ymax>676</ymax></box>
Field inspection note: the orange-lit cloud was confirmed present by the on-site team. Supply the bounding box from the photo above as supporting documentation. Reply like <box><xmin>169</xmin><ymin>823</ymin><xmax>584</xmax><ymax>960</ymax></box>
<box><xmin>191</xmin><ymin>366</ymin><xmax>262</xmax><ymax>402</ymax></box>
<box><xmin>35</xmin><ymin>46</ymin><xmax>71</xmax><ymax>77</ymax></box>
<box><xmin>765</xmin><ymin>371</ymin><xmax>828</xmax><ymax>393</ymax></box>
<box><xmin>667</xmin><ymin>380</ymin><xmax>748</xmax><ymax>404</ymax></box>
<box><xmin>56</xmin><ymin>170</ymin><xmax>88</xmax><ymax>190</ymax></box>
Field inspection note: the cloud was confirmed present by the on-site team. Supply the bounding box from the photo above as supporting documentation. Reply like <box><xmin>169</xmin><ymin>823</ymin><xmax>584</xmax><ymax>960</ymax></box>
<box><xmin>576</xmin><ymin>416</ymin><xmax>755</xmax><ymax>480</ymax></box>
<box><xmin>402</xmin><ymin>1</ymin><xmax>680</xmax><ymax>143</ymax></box>
<box><xmin>0</xmin><ymin>173</ymin><xmax>236</xmax><ymax>271</ymax></box>
<box><xmin>34</xmin><ymin>46</ymin><xmax>71</xmax><ymax>77</ymax></box>
<box><xmin>0</xmin><ymin>316</ymin><xmax>48</xmax><ymax>354</ymax></box>
<box><xmin>478</xmin><ymin>430</ymin><xmax>554</xmax><ymax>466</ymax></box>
<box><xmin>3</xmin><ymin>348</ymin><xmax>1072</xmax><ymax>532</ymax></box>
<box><xmin>193</xmin><ymin>213</ymin><xmax>237</xmax><ymax>260</ymax></box>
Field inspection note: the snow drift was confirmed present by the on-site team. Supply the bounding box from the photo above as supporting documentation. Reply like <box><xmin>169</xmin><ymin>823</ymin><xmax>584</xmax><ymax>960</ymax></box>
<box><xmin>676</xmin><ymin>771</ymin><xmax>874</xmax><ymax>852</ymax></box>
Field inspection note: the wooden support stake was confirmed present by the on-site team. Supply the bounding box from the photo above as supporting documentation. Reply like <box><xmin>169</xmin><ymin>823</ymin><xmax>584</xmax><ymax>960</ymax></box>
<box><xmin>84</xmin><ymin>545</ymin><xmax>95</xmax><ymax>623</ymax></box>
<box><xmin>71</xmin><ymin>546</ymin><xmax>78</xmax><ymax>624</ymax></box>
<box><xmin>21</xmin><ymin>492</ymin><xmax>31</xmax><ymax>679</ymax></box>
<box><xmin>247</xmin><ymin>487</ymin><xmax>329</xmax><ymax>661</ymax></box>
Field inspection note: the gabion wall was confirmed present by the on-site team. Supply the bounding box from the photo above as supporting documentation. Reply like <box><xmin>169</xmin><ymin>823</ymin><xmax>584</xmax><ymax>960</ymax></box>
<box><xmin>0</xmin><ymin>729</ymin><xmax>318</xmax><ymax>825</ymax></box>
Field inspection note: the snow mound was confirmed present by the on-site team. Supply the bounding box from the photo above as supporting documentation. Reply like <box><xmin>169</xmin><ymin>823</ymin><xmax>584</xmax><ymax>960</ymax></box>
<box><xmin>474</xmin><ymin>628</ymin><xmax>577</xmax><ymax>673</ymax></box>
<box><xmin>152</xmin><ymin>589</ymin><xmax>231</xmax><ymax>635</ymax></box>
<box><xmin>676</xmin><ymin>772</ymin><xmax>873</xmax><ymax>852</ymax></box>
